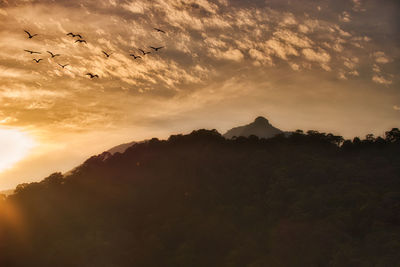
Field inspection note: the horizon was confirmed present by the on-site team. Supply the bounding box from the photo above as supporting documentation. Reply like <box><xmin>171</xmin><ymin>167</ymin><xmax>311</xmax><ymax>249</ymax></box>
<box><xmin>0</xmin><ymin>114</ymin><xmax>398</xmax><ymax>191</ymax></box>
<box><xmin>0</xmin><ymin>0</ymin><xmax>399</xmax><ymax>190</ymax></box>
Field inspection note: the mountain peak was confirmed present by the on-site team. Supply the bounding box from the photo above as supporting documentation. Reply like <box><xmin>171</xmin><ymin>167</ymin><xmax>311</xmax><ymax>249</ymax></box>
<box><xmin>254</xmin><ymin>116</ymin><xmax>269</xmax><ymax>124</ymax></box>
<box><xmin>223</xmin><ymin>116</ymin><xmax>282</xmax><ymax>139</ymax></box>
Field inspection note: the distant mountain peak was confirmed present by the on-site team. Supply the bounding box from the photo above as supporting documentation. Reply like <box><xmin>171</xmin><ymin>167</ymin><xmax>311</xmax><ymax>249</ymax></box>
<box><xmin>223</xmin><ymin>116</ymin><xmax>283</xmax><ymax>139</ymax></box>
<box><xmin>254</xmin><ymin>116</ymin><xmax>270</xmax><ymax>124</ymax></box>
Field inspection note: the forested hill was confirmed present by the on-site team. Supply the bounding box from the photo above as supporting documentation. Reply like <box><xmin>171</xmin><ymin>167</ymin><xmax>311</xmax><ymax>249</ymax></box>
<box><xmin>1</xmin><ymin>128</ymin><xmax>400</xmax><ymax>266</ymax></box>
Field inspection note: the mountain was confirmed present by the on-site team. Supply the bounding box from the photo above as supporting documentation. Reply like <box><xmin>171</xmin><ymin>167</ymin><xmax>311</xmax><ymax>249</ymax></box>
<box><xmin>224</xmin><ymin>116</ymin><xmax>283</xmax><ymax>139</ymax></box>
<box><xmin>1</xmin><ymin>128</ymin><xmax>400</xmax><ymax>266</ymax></box>
<box><xmin>107</xmin><ymin>141</ymin><xmax>136</xmax><ymax>154</ymax></box>
<box><xmin>107</xmin><ymin>116</ymin><xmax>280</xmax><ymax>154</ymax></box>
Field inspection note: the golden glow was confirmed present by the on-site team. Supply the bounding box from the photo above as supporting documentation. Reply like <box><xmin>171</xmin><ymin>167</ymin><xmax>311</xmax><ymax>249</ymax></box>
<box><xmin>0</xmin><ymin>0</ymin><xmax>398</xmax><ymax>190</ymax></box>
<box><xmin>0</xmin><ymin>128</ymin><xmax>35</xmax><ymax>173</ymax></box>
<box><xmin>0</xmin><ymin>198</ymin><xmax>27</xmax><ymax>244</ymax></box>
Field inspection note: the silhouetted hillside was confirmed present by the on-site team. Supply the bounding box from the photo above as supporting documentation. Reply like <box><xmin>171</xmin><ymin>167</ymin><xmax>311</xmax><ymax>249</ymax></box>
<box><xmin>107</xmin><ymin>141</ymin><xmax>137</xmax><ymax>154</ymax></box>
<box><xmin>224</xmin><ymin>116</ymin><xmax>283</xmax><ymax>139</ymax></box>
<box><xmin>0</xmin><ymin>189</ymin><xmax>13</xmax><ymax>196</ymax></box>
<box><xmin>1</xmin><ymin>128</ymin><xmax>400</xmax><ymax>266</ymax></box>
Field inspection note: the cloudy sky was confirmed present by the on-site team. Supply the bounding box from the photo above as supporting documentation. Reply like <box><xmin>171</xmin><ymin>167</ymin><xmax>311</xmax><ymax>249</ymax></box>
<box><xmin>0</xmin><ymin>0</ymin><xmax>399</xmax><ymax>189</ymax></box>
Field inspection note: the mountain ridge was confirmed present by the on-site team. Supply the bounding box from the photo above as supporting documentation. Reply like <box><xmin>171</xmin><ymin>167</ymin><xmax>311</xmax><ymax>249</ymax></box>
<box><xmin>2</xmin><ymin>127</ymin><xmax>400</xmax><ymax>266</ymax></box>
<box><xmin>223</xmin><ymin>116</ymin><xmax>283</xmax><ymax>139</ymax></box>
<box><xmin>106</xmin><ymin>116</ymin><xmax>283</xmax><ymax>155</ymax></box>
<box><xmin>107</xmin><ymin>141</ymin><xmax>137</xmax><ymax>154</ymax></box>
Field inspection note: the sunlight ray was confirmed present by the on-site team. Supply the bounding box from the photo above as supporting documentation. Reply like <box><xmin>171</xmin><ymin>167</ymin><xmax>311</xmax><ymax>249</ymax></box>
<box><xmin>0</xmin><ymin>128</ymin><xmax>35</xmax><ymax>173</ymax></box>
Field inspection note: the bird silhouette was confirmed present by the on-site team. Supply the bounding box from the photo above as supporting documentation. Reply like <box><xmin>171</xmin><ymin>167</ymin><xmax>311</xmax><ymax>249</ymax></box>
<box><xmin>102</xmin><ymin>51</ymin><xmax>112</xmax><ymax>58</ymax></box>
<box><xmin>33</xmin><ymin>59</ymin><xmax>42</xmax><ymax>63</ymax></box>
<box><xmin>154</xmin><ymin>28</ymin><xmax>166</xmax><ymax>34</ymax></box>
<box><xmin>67</xmin><ymin>32</ymin><xmax>83</xmax><ymax>39</ymax></box>
<box><xmin>150</xmin><ymin>46</ymin><xmax>164</xmax><ymax>51</ymax></box>
<box><xmin>86</xmin><ymin>73</ymin><xmax>99</xmax><ymax>78</ymax></box>
<box><xmin>75</xmin><ymin>39</ymin><xmax>87</xmax><ymax>44</ymax></box>
<box><xmin>139</xmin><ymin>49</ymin><xmax>151</xmax><ymax>55</ymax></box>
<box><xmin>130</xmin><ymin>54</ymin><xmax>142</xmax><ymax>59</ymax></box>
<box><xmin>24</xmin><ymin>49</ymin><xmax>41</xmax><ymax>54</ymax></box>
<box><xmin>24</xmin><ymin>30</ymin><xmax>38</xmax><ymax>39</ymax></box>
<box><xmin>57</xmin><ymin>63</ymin><xmax>69</xmax><ymax>69</ymax></box>
<box><xmin>47</xmin><ymin>51</ymin><xmax>60</xmax><ymax>58</ymax></box>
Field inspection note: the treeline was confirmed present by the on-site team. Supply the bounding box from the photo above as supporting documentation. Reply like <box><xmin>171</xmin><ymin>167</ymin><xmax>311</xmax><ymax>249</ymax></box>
<box><xmin>0</xmin><ymin>128</ymin><xmax>399</xmax><ymax>266</ymax></box>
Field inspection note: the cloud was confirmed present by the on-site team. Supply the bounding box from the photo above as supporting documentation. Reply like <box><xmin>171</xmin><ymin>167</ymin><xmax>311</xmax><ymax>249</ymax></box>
<box><xmin>122</xmin><ymin>2</ymin><xmax>146</xmax><ymax>14</ymax></box>
<box><xmin>289</xmin><ymin>62</ymin><xmax>300</xmax><ymax>71</ymax></box>
<box><xmin>264</xmin><ymin>39</ymin><xmax>298</xmax><ymax>60</ymax></box>
<box><xmin>280</xmin><ymin>12</ymin><xmax>297</xmax><ymax>26</ymax></box>
<box><xmin>352</xmin><ymin>0</ymin><xmax>366</xmax><ymax>12</ymax></box>
<box><xmin>373</xmin><ymin>51</ymin><xmax>390</xmax><ymax>64</ymax></box>
<box><xmin>248</xmin><ymin>48</ymin><xmax>273</xmax><ymax>66</ymax></box>
<box><xmin>372</xmin><ymin>75</ymin><xmax>392</xmax><ymax>85</ymax></box>
<box><xmin>338</xmin><ymin>70</ymin><xmax>347</xmax><ymax>80</ymax></box>
<box><xmin>0</xmin><ymin>66</ymin><xmax>34</xmax><ymax>79</ymax></box>
<box><xmin>348</xmin><ymin>70</ymin><xmax>359</xmax><ymax>77</ymax></box>
<box><xmin>372</xmin><ymin>64</ymin><xmax>381</xmax><ymax>73</ymax></box>
<box><xmin>343</xmin><ymin>57</ymin><xmax>359</xmax><ymax>70</ymax></box>
<box><xmin>0</xmin><ymin>0</ymin><xmax>397</xmax><ymax>134</ymax></box>
<box><xmin>339</xmin><ymin>11</ymin><xmax>351</xmax><ymax>22</ymax></box>
<box><xmin>273</xmin><ymin>29</ymin><xmax>313</xmax><ymax>48</ymax></box>
<box><xmin>302</xmin><ymin>48</ymin><xmax>331</xmax><ymax>63</ymax></box>
<box><xmin>210</xmin><ymin>48</ymin><xmax>244</xmax><ymax>62</ymax></box>
<box><xmin>0</xmin><ymin>86</ymin><xmax>68</xmax><ymax>101</ymax></box>
<box><xmin>0</xmin><ymin>116</ymin><xmax>18</xmax><ymax>124</ymax></box>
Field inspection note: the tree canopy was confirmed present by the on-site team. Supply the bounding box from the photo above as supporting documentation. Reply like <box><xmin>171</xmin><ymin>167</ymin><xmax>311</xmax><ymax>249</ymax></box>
<box><xmin>0</xmin><ymin>128</ymin><xmax>399</xmax><ymax>266</ymax></box>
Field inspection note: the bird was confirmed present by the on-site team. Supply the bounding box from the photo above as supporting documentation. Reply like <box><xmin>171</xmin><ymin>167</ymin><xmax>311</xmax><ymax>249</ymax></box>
<box><xmin>86</xmin><ymin>73</ymin><xmax>99</xmax><ymax>78</ymax></box>
<box><xmin>24</xmin><ymin>49</ymin><xmax>41</xmax><ymax>54</ymax></box>
<box><xmin>67</xmin><ymin>32</ymin><xmax>83</xmax><ymax>38</ymax></box>
<box><xmin>32</xmin><ymin>59</ymin><xmax>42</xmax><ymax>63</ymax></box>
<box><xmin>139</xmin><ymin>49</ymin><xmax>151</xmax><ymax>55</ymax></box>
<box><xmin>57</xmin><ymin>63</ymin><xmax>69</xmax><ymax>69</ymax></box>
<box><xmin>154</xmin><ymin>28</ymin><xmax>166</xmax><ymax>34</ymax></box>
<box><xmin>24</xmin><ymin>30</ymin><xmax>38</xmax><ymax>39</ymax></box>
<box><xmin>47</xmin><ymin>51</ymin><xmax>60</xmax><ymax>58</ymax></box>
<box><xmin>75</xmin><ymin>39</ymin><xmax>87</xmax><ymax>44</ymax></box>
<box><xmin>102</xmin><ymin>51</ymin><xmax>112</xmax><ymax>58</ymax></box>
<box><xmin>129</xmin><ymin>54</ymin><xmax>142</xmax><ymax>59</ymax></box>
<box><xmin>149</xmin><ymin>46</ymin><xmax>164</xmax><ymax>52</ymax></box>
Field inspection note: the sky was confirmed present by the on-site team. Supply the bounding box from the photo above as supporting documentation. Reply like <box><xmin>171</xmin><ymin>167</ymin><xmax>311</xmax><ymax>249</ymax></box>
<box><xmin>0</xmin><ymin>0</ymin><xmax>399</xmax><ymax>189</ymax></box>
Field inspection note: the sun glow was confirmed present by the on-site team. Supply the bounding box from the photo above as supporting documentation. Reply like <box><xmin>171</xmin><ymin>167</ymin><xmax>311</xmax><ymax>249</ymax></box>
<box><xmin>0</xmin><ymin>128</ymin><xmax>35</xmax><ymax>173</ymax></box>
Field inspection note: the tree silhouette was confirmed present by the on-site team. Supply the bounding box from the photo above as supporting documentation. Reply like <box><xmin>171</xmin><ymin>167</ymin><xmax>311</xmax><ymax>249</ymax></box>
<box><xmin>0</xmin><ymin>128</ymin><xmax>399</xmax><ymax>266</ymax></box>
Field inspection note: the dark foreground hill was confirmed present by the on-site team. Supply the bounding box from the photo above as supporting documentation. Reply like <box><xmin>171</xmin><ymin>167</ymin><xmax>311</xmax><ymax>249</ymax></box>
<box><xmin>1</xmin><ymin>129</ymin><xmax>400</xmax><ymax>266</ymax></box>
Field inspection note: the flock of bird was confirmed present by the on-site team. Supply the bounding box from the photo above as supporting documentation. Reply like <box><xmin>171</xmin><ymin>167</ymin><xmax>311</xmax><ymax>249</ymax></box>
<box><xmin>23</xmin><ymin>28</ymin><xmax>166</xmax><ymax>79</ymax></box>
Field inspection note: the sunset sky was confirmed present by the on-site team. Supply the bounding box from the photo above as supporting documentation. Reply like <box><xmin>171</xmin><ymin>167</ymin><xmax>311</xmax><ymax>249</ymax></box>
<box><xmin>0</xmin><ymin>0</ymin><xmax>399</xmax><ymax>189</ymax></box>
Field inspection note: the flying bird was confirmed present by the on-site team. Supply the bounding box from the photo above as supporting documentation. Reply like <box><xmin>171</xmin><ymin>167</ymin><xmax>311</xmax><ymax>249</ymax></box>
<box><xmin>67</xmin><ymin>32</ymin><xmax>83</xmax><ymax>39</ymax></box>
<box><xmin>24</xmin><ymin>30</ymin><xmax>38</xmax><ymax>39</ymax></box>
<box><xmin>86</xmin><ymin>73</ymin><xmax>99</xmax><ymax>78</ymax></box>
<box><xmin>102</xmin><ymin>51</ymin><xmax>112</xmax><ymax>58</ymax></box>
<box><xmin>32</xmin><ymin>59</ymin><xmax>42</xmax><ymax>63</ymax></box>
<box><xmin>57</xmin><ymin>63</ymin><xmax>69</xmax><ymax>69</ymax></box>
<box><xmin>75</xmin><ymin>39</ymin><xmax>87</xmax><ymax>44</ymax></box>
<box><xmin>149</xmin><ymin>46</ymin><xmax>164</xmax><ymax>52</ymax></box>
<box><xmin>129</xmin><ymin>54</ymin><xmax>142</xmax><ymax>59</ymax></box>
<box><xmin>153</xmin><ymin>28</ymin><xmax>166</xmax><ymax>34</ymax></box>
<box><xmin>24</xmin><ymin>49</ymin><xmax>41</xmax><ymax>54</ymax></box>
<box><xmin>47</xmin><ymin>51</ymin><xmax>60</xmax><ymax>58</ymax></box>
<box><xmin>139</xmin><ymin>49</ymin><xmax>151</xmax><ymax>55</ymax></box>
